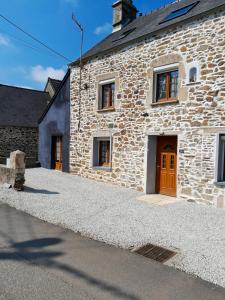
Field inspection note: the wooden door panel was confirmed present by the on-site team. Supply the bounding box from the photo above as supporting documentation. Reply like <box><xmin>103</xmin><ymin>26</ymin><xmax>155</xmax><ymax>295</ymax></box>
<box><xmin>55</xmin><ymin>162</ymin><xmax>62</xmax><ymax>171</ymax></box>
<box><xmin>156</xmin><ymin>137</ymin><xmax>177</xmax><ymax>197</ymax></box>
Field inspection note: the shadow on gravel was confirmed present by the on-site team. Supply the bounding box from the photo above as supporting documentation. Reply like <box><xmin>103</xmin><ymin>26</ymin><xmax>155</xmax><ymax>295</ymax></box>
<box><xmin>24</xmin><ymin>187</ymin><xmax>59</xmax><ymax>195</ymax></box>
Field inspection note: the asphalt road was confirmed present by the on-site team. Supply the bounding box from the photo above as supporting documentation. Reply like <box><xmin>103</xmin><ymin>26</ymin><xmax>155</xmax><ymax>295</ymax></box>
<box><xmin>0</xmin><ymin>201</ymin><xmax>224</xmax><ymax>300</ymax></box>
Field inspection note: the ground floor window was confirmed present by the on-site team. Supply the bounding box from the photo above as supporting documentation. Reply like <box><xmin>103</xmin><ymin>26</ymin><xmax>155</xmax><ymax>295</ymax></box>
<box><xmin>99</xmin><ymin>140</ymin><xmax>110</xmax><ymax>166</ymax></box>
<box><xmin>93</xmin><ymin>137</ymin><xmax>111</xmax><ymax>168</ymax></box>
<box><xmin>218</xmin><ymin>134</ymin><xmax>225</xmax><ymax>182</ymax></box>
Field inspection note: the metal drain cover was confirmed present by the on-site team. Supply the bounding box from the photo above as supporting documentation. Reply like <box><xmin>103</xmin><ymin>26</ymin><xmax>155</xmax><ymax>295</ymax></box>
<box><xmin>134</xmin><ymin>244</ymin><xmax>176</xmax><ymax>263</ymax></box>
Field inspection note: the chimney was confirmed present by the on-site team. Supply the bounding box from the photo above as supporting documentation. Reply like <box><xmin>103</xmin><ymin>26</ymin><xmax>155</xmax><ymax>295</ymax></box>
<box><xmin>112</xmin><ymin>0</ymin><xmax>138</xmax><ymax>32</ymax></box>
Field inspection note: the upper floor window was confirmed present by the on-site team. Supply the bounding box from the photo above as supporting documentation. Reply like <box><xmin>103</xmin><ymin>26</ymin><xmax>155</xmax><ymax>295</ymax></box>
<box><xmin>217</xmin><ymin>135</ymin><xmax>225</xmax><ymax>182</ymax></box>
<box><xmin>155</xmin><ymin>70</ymin><xmax>178</xmax><ymax>102</ymax></box>
<box><xmin>189</xmin><ymin>67</ymin><xmax>197</xmax><ymax>83</ymax></box>
<box><xmin>99</xmin><ymin>81</ymin><xmax>115</xmax><ymax>111</ymax></box>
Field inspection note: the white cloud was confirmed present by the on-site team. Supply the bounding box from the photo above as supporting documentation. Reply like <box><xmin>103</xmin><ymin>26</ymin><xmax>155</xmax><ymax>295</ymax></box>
<box><xmin>94</xmin><ymin>23</ymin><xmax>111</xmax><ymax>35</ymax></box>
<box><xmin>31</xmin><ymin>65</ymin><xmax>65</xmax><ymax>84</ymax></box>
<box><xmin>0</xmin><ymin>33</ymin><xmax>11</xmax><ymax>47</ymax></box>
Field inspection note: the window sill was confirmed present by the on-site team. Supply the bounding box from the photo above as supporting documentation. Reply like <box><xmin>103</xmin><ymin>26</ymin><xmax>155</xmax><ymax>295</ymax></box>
<box><xmin>151</xmin><ymin>99</ymin><xmax>179</xmax><ymax>106</ymax></box>
<box><xmin>97</xmin><ymin>108</ymin><xmax>115</xmax><ymax>113</ymax></box>
<box><xmin>93</xmin><ymin>166</ymin><xmax>112</xmax><ymax>172</ymax></box>
<box><xmin>214</xmin><ymin>182</ymin><xmax>225</xmax><ymax>187</ymax></box>
<box><xmin>186</xmin><ymin>81</ymin><xmax>201</xmax><ymax>86</ymax></box>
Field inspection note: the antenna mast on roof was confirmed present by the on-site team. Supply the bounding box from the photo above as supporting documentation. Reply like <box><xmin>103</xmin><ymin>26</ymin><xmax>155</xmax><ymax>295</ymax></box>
<box><xmin>72</xmin><ymin>13</ymin><xmax>84</xmax><ymax>131</ymax></box>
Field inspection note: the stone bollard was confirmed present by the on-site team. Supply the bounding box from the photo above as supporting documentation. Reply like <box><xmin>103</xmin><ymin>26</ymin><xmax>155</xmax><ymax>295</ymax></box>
<box><xmin>10</xmin><ymin>150</ymin><xmax>26</xmax><ymax>191</ymax></box>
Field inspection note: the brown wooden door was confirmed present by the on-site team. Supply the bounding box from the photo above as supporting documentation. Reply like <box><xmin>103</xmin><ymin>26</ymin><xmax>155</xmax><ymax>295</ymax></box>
<box><xmin>156</xmin><ymin>136</ymin><xmax>177</xmax><ymax>197</ymax></box>
<box><xmin>52</xmin><ymin>136</ymin><xmax>63</xmax><ymax>171</ymax></box>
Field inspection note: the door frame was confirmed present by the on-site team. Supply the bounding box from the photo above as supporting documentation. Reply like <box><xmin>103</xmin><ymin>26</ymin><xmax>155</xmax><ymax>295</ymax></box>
<box><xmin>51</xmin><ymin>135</ymin><xmax>63</xmax><ymax>171</ymax></box>
<box><xmin>155</xmin><ymin>136</ymin><xmax>177</xmax><ymax>197</ymax></box>
<box><xmin>145</xmin><ymin>134</ymin><xmax>179</xmax><ymax>197</ymax></box>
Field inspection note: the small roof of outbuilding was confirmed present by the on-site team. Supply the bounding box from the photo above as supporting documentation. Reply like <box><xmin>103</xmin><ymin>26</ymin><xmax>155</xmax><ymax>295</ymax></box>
<box><xmin>45</xmin><ymin>78</ymin><xmax>62</xmax><ymax>94</ymax></box>
<box><xmin>70</xmin><ymin>0</ymin><xmax>225</xmax><ymax>66</ymax></box>
<box><xmin>0</xmin><ymin>84</ymin><xmax>50</xmax><ymax>128</ymax></box>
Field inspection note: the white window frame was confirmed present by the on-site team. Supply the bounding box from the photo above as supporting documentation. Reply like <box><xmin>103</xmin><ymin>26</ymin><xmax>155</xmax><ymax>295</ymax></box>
<box><xmin>99</xmin><ymin>79</ymin><xmax>115</xmax><ymax>110</ymax></box>
<box><xmin>92</xmin><ymin>136</ymin><xmax>112</xmax><ymax>169</ymax></box>
<box><xmin>153</xmin><ymin>64</ymin><xmax>179</xmax><ymax>102</ymax></box>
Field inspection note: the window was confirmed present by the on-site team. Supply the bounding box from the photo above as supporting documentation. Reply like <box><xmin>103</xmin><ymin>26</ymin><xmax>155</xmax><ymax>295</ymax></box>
<box><xmin>112</xmin><ymin>27</ymin><xmax>136</xmax><ymax>42</ymax></box>
<box><xmin>218</xmin><ymin>135</ymin><xmax>225</xmax><ymax>182</ymax></box>
<box><xmin>189</xmin><ymin>67</ymin><xmax>197</xmax><ymax>83</ymax></box>
<box><xmin>93</xmin><ymin>137</ymin><xmax>112</xmax><ymax>168</ymax></box>
<box><xmin>161</xmin><ymin>2</ymin><xmax>199</xmax><ymax>23</ymax></box>
<box><xmin>99</xmin><ymin>140</ymin><xmax>110</xmax><ymax>167</ymax></box>
<box><xmin>155</xmin><ymin>70</ymin><xmax>178</xmax><ymax>102</ymax></box>
<box><xmin>99</xmin><ymin>81</ymin><xmax>115</xmax><ymax>110</ymax></box>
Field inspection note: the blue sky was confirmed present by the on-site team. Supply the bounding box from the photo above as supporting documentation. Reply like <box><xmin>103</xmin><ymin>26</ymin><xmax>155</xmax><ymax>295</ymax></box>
<box><xmin>0</xmin><ymin>0</ymin><xmax>171</xmax><ymax>90</ymax></box>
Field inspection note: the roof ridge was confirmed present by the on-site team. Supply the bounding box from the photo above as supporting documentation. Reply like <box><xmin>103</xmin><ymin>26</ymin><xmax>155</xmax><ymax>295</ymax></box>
<box><xmin>142</xmin><ymin>0</ymin><xmax>183</xmax><ymax>17</ymax></box>
<box><xmin>49</xmin><ymin>78</ymin><xmax>62</xmax><ymax>82</ymax></box>
<box><xmin>0</xmin><ymin>83</ymin><xmax>48</xmax><ymax>94</ymax></box>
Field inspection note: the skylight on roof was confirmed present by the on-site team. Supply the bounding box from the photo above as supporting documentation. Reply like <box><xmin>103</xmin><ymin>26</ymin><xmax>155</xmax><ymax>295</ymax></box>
<box><xmin>161</xmin><ymin>1</ymin><xmax>199</xmax><ymax>23</ymax></box>
<box><xmin>112</xmin><ymin>28</ymin><xmax>136</xmax><ymax>43</ymax></box>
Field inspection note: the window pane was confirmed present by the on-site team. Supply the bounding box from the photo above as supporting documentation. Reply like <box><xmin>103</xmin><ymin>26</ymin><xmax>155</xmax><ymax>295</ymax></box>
<box><xmin>99</xmin><ymin>140</ymin><xmax>110</xmax><ymax>166</ymax></box>
<box><xmin>223</xmin><ymin>139</ymin><xmax>225</xmax><ymax>181</ymax></box>
<box><xmin>221</xmin><ymin>136</ymin><xmax>225</xmax><ymax>181</ymax></box>
<box><xmin>189</xmin><ymin>67</ymin><xmax>197</xmax><ymax>83</ymax></box>
<box><xmin>101</xmin><ymin>82</ymin><xmax>115</xmax><ymax>109</ymax></box>
<box><xmin>157</xmin><ymin>73</ymin><xmax>167</xmax><ymax>100</ymax></box>
<box><xmin>111</xmin><ymin>83</ymin><xmax>115</xmax><ymax>107</ymax></box>
<box><xmin>218</xmin><ymin>135</ymin><xmax>225</xmax><ymax>182</ymax></box>
<box><xmin>170</xmin><ymin>70</ymin><xmax>178</xmax><ymax>98</ymax></box>
<box><xmin>170</xmin><ymin>155</ymin><xmax>175</xmax><ymax>170</ymax></box>
<box><xmin>102</xmin><ymin>85</ymin><xmax>110</xmax><ymax>109</ymax></box>
<box><xmin>162</xmin><ymin>154</ymin><xmax>166</xmax><ymax>169</ymax></box>
<box><xmin>162</xmin><ymin>2</ymin><xmax>199</xmax><ymax>23</ymax></box>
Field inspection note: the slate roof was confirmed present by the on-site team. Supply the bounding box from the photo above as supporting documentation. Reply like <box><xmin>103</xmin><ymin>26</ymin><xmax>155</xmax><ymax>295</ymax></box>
<box><xmin>39</xmin><ymin>70</ymin><xmax>70</xmax><ymax>124</ymax></box>
<box><xmin>0</xmin><ymin>84</ymin><xmax>50</xmax><ymax>128</ymax></box>
<box><xmin>48</xmin><ymin>78</ymin><xmax>62</xmax><ymax>94</ymax></box>
<box><xmin>71</xmin><ymin>0</ymin><xmax>225</xmax><ymax>66</ymax></box>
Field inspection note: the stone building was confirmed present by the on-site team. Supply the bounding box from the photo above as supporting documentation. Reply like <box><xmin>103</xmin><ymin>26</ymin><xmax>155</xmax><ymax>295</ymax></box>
<box><xmin>39</xmin><ymin>71</ymin><xmax>70</xmax><ymax>172</ymax></box>
<box><xmin>69</xmin><ymin>0</ymin><xmax>225</xmax><ymax>207</ymax></box>
<box><xmin>0</xmin><ymin>84</ymin><xmax>50</xmax><ymax>167</ymax></box>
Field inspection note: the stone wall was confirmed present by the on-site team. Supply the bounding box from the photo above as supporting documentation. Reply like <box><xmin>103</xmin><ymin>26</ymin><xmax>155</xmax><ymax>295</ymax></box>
<box><xmin>0</xmin><ymin>150</ymin><xmax>25</xmax><ymax>190</ymax></box>
<box><xmin>0</xmin><ymin>126</ymin><xmax>38</xmax><ymax>167</ymax></box>
<box><xmin>70</xmin><ymin>9</ymin><xmax>225</xmax><ymax>207</ymax></box>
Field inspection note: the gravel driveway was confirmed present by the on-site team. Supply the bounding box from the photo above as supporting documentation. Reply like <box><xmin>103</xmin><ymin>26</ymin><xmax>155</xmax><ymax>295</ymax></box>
<box><xmin>0</xmin><ymin>168</ymin><xmax>225</xmax><ymax>288</ymax></box>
